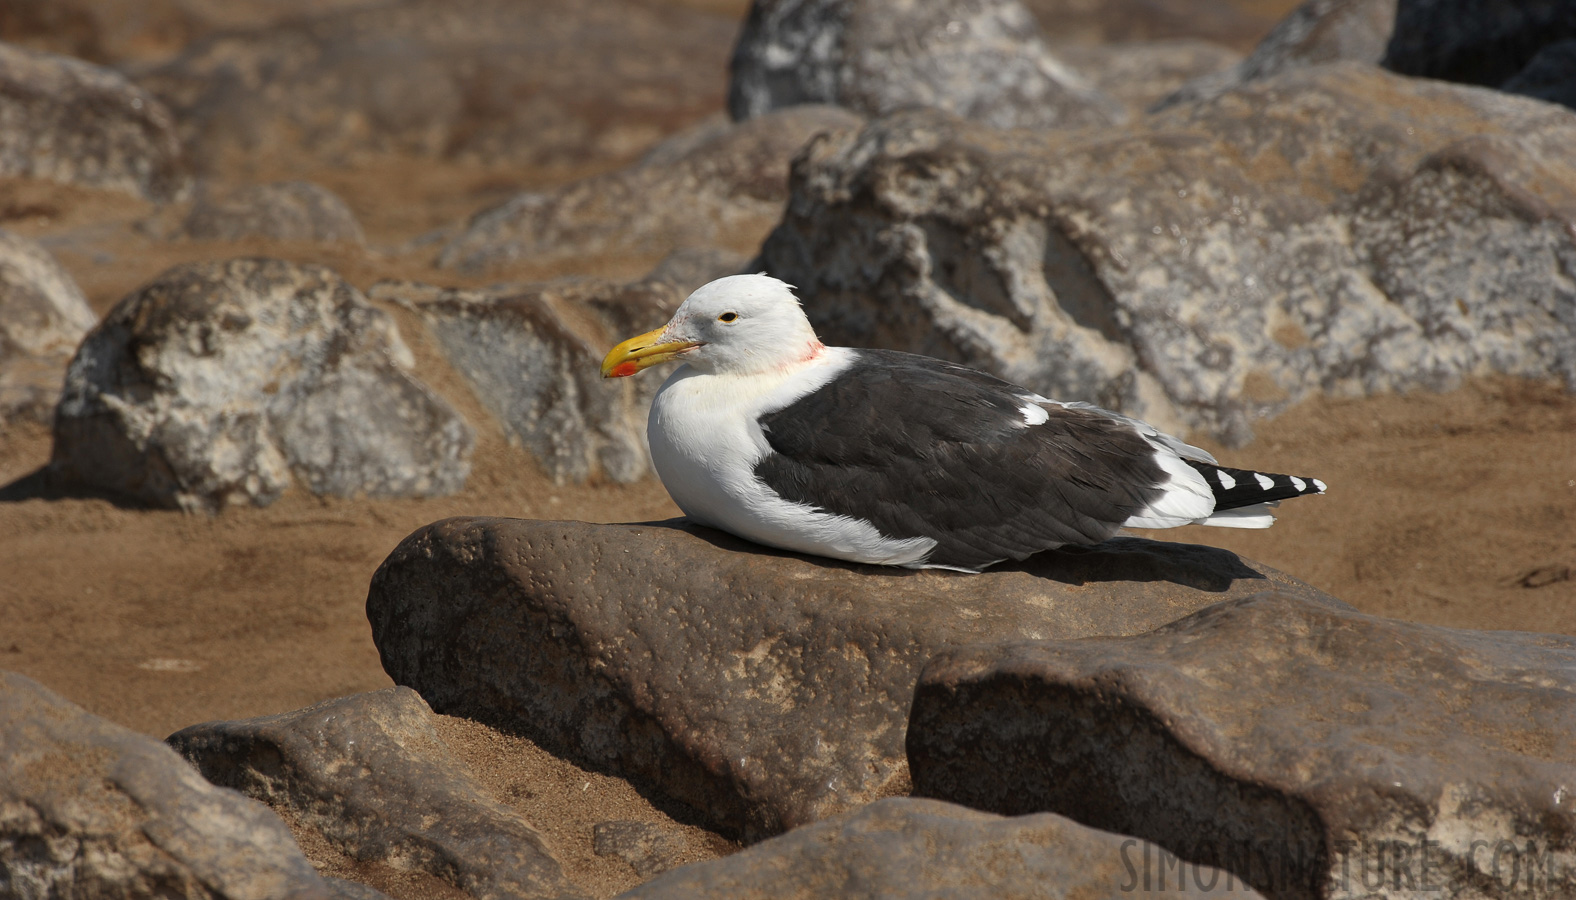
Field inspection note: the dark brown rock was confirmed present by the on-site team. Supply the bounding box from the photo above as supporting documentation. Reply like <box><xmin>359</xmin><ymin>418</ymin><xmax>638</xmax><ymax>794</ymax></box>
<box><xmin>52</xmin><ymin>258</ymin><xmax>473</xmax><ymax>512</ymax></box>
<box><xmin>366</xmin><ymin>516</ymin><xmax>1344</xmax><ymax>840</ymax></box>
<box><xmin>909</xmin><ymin>592</ymin><xmax>1576</xmax><ymax>900</ymax></box>
<box><xmin>0</xmin><ymin>42</ymin><xmax>188</xmax><ymax>201</ymax></box>
<box><xmin>0</xmin><ymin>228</ymin><xmax>95</xmax><ymax>425</ymax></box>
<box><xmin>619</xmin><ymin>797</ymin><xmax>1263</xmax><ymax>899</ymax></box>
<box><xmin>169</xmin><ymin>687</ymin><xmax>585</xmax><ymax>900</ymax></box>
<box><xmin>438</xmin><ymin>105</ymin><xmax>863</xmax><ymax>275</ymax></box>
<box><xmin>0</xmin><ymin>670</ymin><xmax>335</xmax><ymax>899</ymax></box>
<box><xmin>593</xmin><ymin>821</ymin><xmax>687</xmax><ymax>879</ymax></box>
<box><xmin>135</xmin><ymin>0</ymin><xmax>737</xmax><ymax>175</ymax></box>
<box><xmin>1157</xmin><ymin>0</ymin><xmax>1397</xmax><ymax>109</ymax></box>
<box><xmin>760</xmin><ymin>63</ymin><xmax>1576</xmax><ymax>446</ymax></box>
<box><xmin>181</xmin><ymin>181</ymin><xmax>365</xmax><ymax>245</ymax></box>
<box><xmin>1023</xmin><ymin>0</ymin><xmax>1298</xmax><ymax>50</ymax></box>
<box><xmin>727</xmin><ymin>0</ymin><xmax>1124</xmax><ymax>131</ymax></box>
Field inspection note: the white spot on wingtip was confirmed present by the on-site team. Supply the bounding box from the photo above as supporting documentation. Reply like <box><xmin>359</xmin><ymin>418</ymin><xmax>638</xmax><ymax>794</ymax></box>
<box><xmin>1290</xmin><ymin>476</ymin><xmax>1305</xmax><ymax>491</ymax></box>
<box><xmin>1216</xmin><ymin>470</ymin><xmax>1236</xmax><ymax>489</ymax></box>
<box><xmin>1254</xmin><ymin>473</ymin><xmax>1275</xmax><ymax>490</ymax></box>
<box><xmin>1313</xmin><ymin>479</ymin><xmax>1327</xmax><ymax>493</ymax></box>
<box><xmin>1019</xmin><ymin>403</ymin><xmax>1049</xmax><ymax>426</ymax></box>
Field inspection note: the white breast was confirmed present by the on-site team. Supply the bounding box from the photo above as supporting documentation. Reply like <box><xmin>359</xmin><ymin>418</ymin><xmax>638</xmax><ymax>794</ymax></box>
<box><xmin>646</xmin><ymin>348</ymin><xmax>938</xmax><ymax>567</ymax></box>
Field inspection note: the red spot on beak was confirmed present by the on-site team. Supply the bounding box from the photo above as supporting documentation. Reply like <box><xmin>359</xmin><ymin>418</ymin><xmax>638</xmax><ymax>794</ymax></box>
<box><xmin>609</xmin><ymin>361</ymin><xmax>639</xmax><ymax>378</ymax></box>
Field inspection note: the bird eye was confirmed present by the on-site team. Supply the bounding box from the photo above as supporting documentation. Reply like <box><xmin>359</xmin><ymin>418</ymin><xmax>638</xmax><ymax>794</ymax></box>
<box><xmin>718</xmin><ymin>312</ymin><xmax>738</xmax><ymax>323</ymax></box>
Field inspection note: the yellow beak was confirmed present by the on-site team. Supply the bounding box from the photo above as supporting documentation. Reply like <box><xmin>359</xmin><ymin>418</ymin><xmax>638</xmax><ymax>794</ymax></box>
<box><xmin>601</xmin><ymin>326</ymin><xmax>702</xmax><ymax>378</ymax></box>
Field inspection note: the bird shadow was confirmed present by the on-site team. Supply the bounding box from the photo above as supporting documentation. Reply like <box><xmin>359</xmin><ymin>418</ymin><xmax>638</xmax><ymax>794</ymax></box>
<box><xmin>0</xmin><ymin>465</ymin><xmax>148</xmax><ymax>508</ymax></box>
<box><xmin>640</xmin><ymin>518</ymin><xmax>1263</xmax><ymax>593</ymax></box>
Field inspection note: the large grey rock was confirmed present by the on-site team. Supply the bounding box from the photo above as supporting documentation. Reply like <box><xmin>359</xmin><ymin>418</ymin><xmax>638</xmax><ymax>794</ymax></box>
<box><xmin>1157</xmin><ymin>0</ymin><xmax>1397</xmax><ymax>109</ymax></box>
<box><xmin>135</xmin><ymin>0</ymin><xmax>736</xmax><ymax>174</ymax></box>
<box><xmin>438</xmin><ymin>105</ymin><xmax>863</xmax><ymax>275</ymax></box>
<box><xmin>366</xmin><ymin>516</ymin><xmax>1344</xmax><ymax>840</ymax></box>
<box><xmin>372</xmin><ymin>274</ymin><xmax>686</xmax><ymax>485</ymax></box>
<box><xmin>181</xmin><ymin>181</ymin><xmax>365</xmax><ymax>245</ymax></box>
<box><xmin>759</xmin><ymin>63</ymin><xmax>1576</xmax><ymax>445</ymax></box>
<box><xmin>51</xmin><ymin>258</ymin><xmax>474</xmax><ymax>512</ymax></box>
<box><xmin>169</xmin><ymin>688</ymin><xmax>585</xmax><ymax>900</ymax></box>
<box><xmin>0</xmin><ymin>670</ymin><xmax>334</xmax><ymax>900</ymax></box>
<box><xmin>0</xmin><ymin>228</ymin><xmax>95</xmax><ymax>425</ymax></box>
<box><xmin>727</xmin><ymin>0</ymin><xmax>1123</xmax><ymax>131</ymax></box>
<box><xmin>1383</xmin><ymin>0</ymin><xmax>1576</xmax><ymax>93</ymax></box>
<box><xmin>1022</xmin><ymin>0</ymin><xmax>1297</xmax><ymax>49</ymax></box>
<box><xmin>1053</xmin><ymin>39</ymin><xmax>1242</xmax><ymax>116</ymax></box>
<box><xmin>908</xmin><ymin>592</ymin><xmax>1576</xmax><ymax>900</ymax></box>
<box><xmin>0</xmin><ymin>42</ymin><xmax>188</xmax><ymax>201</ymax></box>
<box><xmin>621</xmin><ymin>797</ymin><xmax>1261</xmax><ymax>899</ymax></box>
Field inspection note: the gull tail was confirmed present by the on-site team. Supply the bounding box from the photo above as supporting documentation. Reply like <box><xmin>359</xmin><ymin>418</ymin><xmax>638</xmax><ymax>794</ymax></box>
<box><xmin>1183</xmin><ymin>460</ymin><xmax>1326</xmax><ymax>529</ymax></box>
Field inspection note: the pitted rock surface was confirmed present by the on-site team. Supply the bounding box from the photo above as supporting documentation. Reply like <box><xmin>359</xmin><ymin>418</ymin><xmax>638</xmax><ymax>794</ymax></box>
<box><xmin>181</xmin><ymin>181</ymin><xmax>365</xmax><ymax>244</ymax></box>
<box><xmin>135</xmin><ymin>0</ymin><xmax>736</xmax><ymax>173</ymax></box>
<box><xmin>169</xmin><ymin>687</ymin><xmax>584</xmax><ymax>900</ymax></box>
<box><xmin>0</xmin><ymin>670</ymin><xmax>335</xmax><ymax>900</ymax></box>
<box><xmin>727</xmin><ymin>0</ymin><xmax>1124</xmax><ymax>131</ymax></box>
<box><xmin>909</xmin><ymin>592</ymin><xmax>1576</xmax><ymax>900</ymax></box>
<box><xmin>760</xmin><ymin>63</ymin><xmax>1576</xmax><ymax>445</ymax></box>
<box><xmin>1157</xmin><ymin>0</ymin><xmax>1397</xmax><ymax>109</ymax></box>
<box><xmin>0</xmin><ymin>228</ymin><xmax>96</xmax><ymax>425</ymax></box>
<box><xmin>619</xmin><ymin>797</ymin><xmax>1263</xmax><ymax>899</ymax></box>
<box><xmin>366</xmin><ymin>516</ymin><xmax>1343</xmax><ymax>840</ymax></box>
<box><xmin>371</xmin><ymin>274</ymin><xmax>692</xmax><ymax>485</ymax></box>
<box><xmin>51</xmin><ymin>258</ymin><xmax>473</xmax><ymax>511</ymax></box>
<box><xmin>0</xmin><ymin>42</ymin><xmax>188</xmax><ymax>200</ymax></box>
<box><xmin>438</xmin><ymin>105</ymin><xmax>863</xmax><ymax>275</ymax></box>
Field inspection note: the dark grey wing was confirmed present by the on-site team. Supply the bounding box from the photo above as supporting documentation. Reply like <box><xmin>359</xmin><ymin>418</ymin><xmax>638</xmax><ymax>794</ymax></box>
<box><xmin>753</xmin><ymin>350</ymin><xmax>1169</xmax><ymax>571</ymax></box>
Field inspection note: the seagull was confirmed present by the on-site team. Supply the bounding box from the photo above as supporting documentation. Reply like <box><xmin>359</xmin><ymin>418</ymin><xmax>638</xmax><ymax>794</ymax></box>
<box><xmin>601</xmin><ymin>274</ymin><xmax>1324</xmax><ymax>573</ymax></box>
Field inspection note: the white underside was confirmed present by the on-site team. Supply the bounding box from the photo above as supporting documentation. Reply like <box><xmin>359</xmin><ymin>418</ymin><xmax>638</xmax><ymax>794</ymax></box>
<box><xmin>648</xmin><ymin>348</ymin><xmax>940</xmax><ymax>567</ymax></box>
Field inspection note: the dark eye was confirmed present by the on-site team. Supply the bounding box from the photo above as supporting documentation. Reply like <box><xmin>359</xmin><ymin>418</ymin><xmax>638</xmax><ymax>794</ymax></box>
<box><xmin>718</xmin><ymin>311</ymin><xmax>739</xmax><ymax>323</ymax></box>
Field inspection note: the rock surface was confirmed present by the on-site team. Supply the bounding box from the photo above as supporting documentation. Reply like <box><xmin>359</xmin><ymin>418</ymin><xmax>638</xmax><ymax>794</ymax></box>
<box><xmin>0</xmin><ymin>42</ymin><xmax>188</xmax><ymax>201</ymax></box>
<box><xmin>760</xmin><ymin>63</ymin><xmax>1576</xmax><ymax>445</ymax></box>
<box><xmin>593</xmin><ymin>821</ymin><xmax>687</xmax><ymax>879</ymax></box>
<box><xmin>621</xmin><ymin>797</ymin><xmax>1262</xmax><ymax>899</ymax></box>
<box><xmin>0</xmin><ymin>228</ymin><xmax>95</xmax><ymax>425</ymax></box>
<box><xmin>1022</xmin><ymin>0</ymin><xmax>1299</xmax><ymax>49</ymax></box>
<box><xmin>181</xmin><ymin>181</ymin><xmax>365</xmax><ymax>244</ymax></box>
<box><xmin>909</xmin><ymin>592</ymin><xmax>1576</xmax><ymax>899</ymax></box>
<box><xmin>0</xmin><ymin>670</ymin><xmax>335</xmax><ymax>899</ymax></box>
<box><xmin>727</xmin><ymin>0</ymin><xmax>1124</xmax><ymax>131</ymax></box>
<box><xmin>134</xmin><ymin>0</ymin><xmax>737</xmax><ymax>174</ymax></box>
<box><xmin>1157</xmin><ymin>0</ymin><xmax>1397</xmax><ymax>109</ymax></box>
<box><xmin>169</xmin><ymin>687</ymin><xmax>585</xmax><ymax>900</ymax></box>
<box><xmin>366</xmin><ymin>516</ymin><xmax>1343</xmax><ymax>840</ymax></box>
<box><xmin>438</xmin><ymin>105</ymin><xmax>862</xmax><ymax>274</ymax></box>
<box><xmin>1054</xmin><ymin>39</ymin><xmax>1242</xmax><ymax>115</ymax></box>
<box><xmin>372</xmin><ymin>274</ymin><xmax>691</xmax><ymax>485</ymax></box>
<box><xmin>51</xmin><ymin>258</ymin><xmax>473</xmax><ymax>512</ymax></box>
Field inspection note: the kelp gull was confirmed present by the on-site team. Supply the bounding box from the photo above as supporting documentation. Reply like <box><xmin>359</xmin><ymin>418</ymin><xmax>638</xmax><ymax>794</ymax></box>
<box><xmin>602</xmin><ymin>274</ymin><xmax>1325</xmax><ymax>572</ymax></box>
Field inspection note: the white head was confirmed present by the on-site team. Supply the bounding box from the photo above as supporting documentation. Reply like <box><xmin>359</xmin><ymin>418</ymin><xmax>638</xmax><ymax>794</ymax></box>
<box><xmin>601</xmin><ymin>274</ymin><xmax>824</xmax><ymax>378</ymax></box>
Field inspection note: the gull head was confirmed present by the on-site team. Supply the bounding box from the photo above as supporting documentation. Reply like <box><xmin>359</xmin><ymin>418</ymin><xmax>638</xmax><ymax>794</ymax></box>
<box><xmin>601</xmin><ymin>274</ymin><xmax>823</xmax><ymax>378</ymax></box>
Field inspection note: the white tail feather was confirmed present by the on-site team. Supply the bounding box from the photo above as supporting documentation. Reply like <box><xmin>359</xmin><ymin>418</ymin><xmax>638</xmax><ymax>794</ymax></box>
<box><xmin>1196</xmin><ymin>504</ymin><xmax>1277</xmax><ymax>529</ymax></box>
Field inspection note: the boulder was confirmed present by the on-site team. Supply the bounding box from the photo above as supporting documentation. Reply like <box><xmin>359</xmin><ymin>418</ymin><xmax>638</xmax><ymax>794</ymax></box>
<box><xmin>759</xmin><ymin>63</ymin><xmax>1576</xmax><ymax>445</ymax></box>
<box><xmin>908</xmin><ymin>592</ymin><xmax>1576</xmax><ymax>900</ymax></box>
<box><xmin>727</xmin><ymin>0</ymin><xmax>1124</xmax><ymax>131</ymax></box>
<box><xmin>1156</xmin><ymin>0</ymin><xmax>1397</xmax><ymax>109</ymax></box>
<box><xmin>1053</xmin><ymin>39</ymin><xmax>1242</xmax><ymax>115</ymax></box>
<box><xmin>366</xmin><ymin>516</ymin><xmax>1344</xmax><ymax>840</ymax></box>
<box><xmin>371</xmin><ymin>275</ymin><xmax>685</xmax><ymax>485</ymax></box>
<box><xmin>0</xmin><ymin>670</ymin><xmax>335</xmax><ymax>900</ymax></box>
<box><xmin>169</xmin><ymin>687</ymin><xmax>585</xmax><ymax>900</ymax></box>
<box><xmin>437</xmin><ymin>105</ymin><xmax>863</xmax><ymax>275</ymax></box>
<box><xmin>1500</xmin><ymin>38</ymin><xmax>1576</xmax><ymax>110</ymax></box>
<box><xmin>180</xmin><ymin>181</ymin><xmax>365</xmax><ymax>245</ymax></box>
<box><xmin>0</xmin><ymin>228</ymin><xmax>95</xmax><ymax>424</ymax></box>
<box><xmin>51</xmin><ymin>258</ymin><xmax>473</xmax><ymax>512</ymax></box>
<box><xmin>620</xmin><ymin>797</ymin><xmax>1263</xmax><ymax>899</ymax></box>
<box><xmin>0</xmin><ymin>42</ymin><xmax>188</xmax><ymax>201</ymax></box>
<box><xmin>1021</xmin><ymin>0</ymin><xmax>1298</xmax><ymax>50</ymax></box>
<box><xmin>1383</xmin><ymin>0</ymin><xmax>1576</xmax><ymax>95</ymax></box>
<box><xmin>134</xmin><ymin>0</ymin><xmax>737</xmax><ymax>174</ymax></box>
